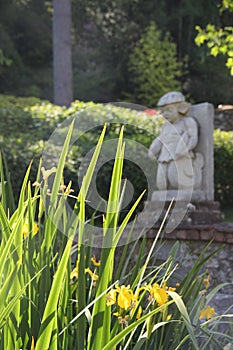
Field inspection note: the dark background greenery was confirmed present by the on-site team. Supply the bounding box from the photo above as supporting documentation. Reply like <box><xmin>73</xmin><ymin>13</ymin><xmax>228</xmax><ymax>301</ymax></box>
<box><xmin>0</xmin><ymin>0</ymin><xmax>233</xmax><ymax>106</ymax></box>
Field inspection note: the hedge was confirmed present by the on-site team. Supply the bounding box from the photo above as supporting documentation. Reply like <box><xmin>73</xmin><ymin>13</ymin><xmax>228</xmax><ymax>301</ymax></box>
<box><xmin>214</xmin><ymin>129</ymin><xmax>233</xmax><ymax>207</ymax></box>
<box><xmin>0</xmin><ymin>95</ymin><xmax>232</xmax><ymax>212</ymax></box>
<box><xmin>0</xmin><ymin>96</ymin><xmax>161</xmax><ymax>219</ymax></box>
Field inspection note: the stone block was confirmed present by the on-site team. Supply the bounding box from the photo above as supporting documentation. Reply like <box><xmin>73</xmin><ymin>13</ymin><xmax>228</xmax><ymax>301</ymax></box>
<box><xmin>226</xmin><ymin>234</ymin><xmax>233</xmax><ymax>244</ymax></box>
<box><xmin>200</xmin><ymin>230</ymin><xmax>214</xmax><ymax>241</ymax></box>
<box><xmin>176</xmin><ymin>230</ymin><xmax>187</xmax><ymax>239</ymax></box>
<box><xmin>186</xmin><ymin>229</ymin><xmax>199</xmax><ymax>240</ymax></box>
<box><xmin>215</xmin><ymin>232</ymin><xmax>225</xmax><ymax>242</ymax></box>
<box><xmin>190</xmin><ymin>103</ymin><xmax>214</xmax><ymax>201</ymax></box>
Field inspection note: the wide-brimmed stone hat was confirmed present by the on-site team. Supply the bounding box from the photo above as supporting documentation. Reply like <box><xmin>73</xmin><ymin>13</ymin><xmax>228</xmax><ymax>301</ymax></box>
<box><xmin>157</xmin><ymin>91</ymin><xmax>185</xmax><ymax>107</ymax></box>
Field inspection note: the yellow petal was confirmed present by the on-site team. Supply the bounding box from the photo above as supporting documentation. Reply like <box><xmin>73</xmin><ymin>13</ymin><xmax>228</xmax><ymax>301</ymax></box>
<box><xmin>106</xmin><ymin>289</ymin><xmax>117</xmax><ymax>306</ymax></box>
<box><xmin>22</xmin><ymin>222</ymin><xmax>29</xmax><ymax>238</ymax></box>
<box><xmin>70</xmin><ymin>267</ymin><xmax>78</xmax><ymax>280</ymax></box>
<box><xmin>85</xmin><ymin>267</ymin><xmax>98</xmax><ymax>281</ymax></box>
<box><xmin>199</xmin><ymin>305</ymin><xmax>215</xmax><ymax>320</ymax></box>
<box><xmin>33</xmin><ymin>223</ymin><xmax>39</xmax><ymax>236</ymax></box>
<box><xmin>151</xmin><ymin>283</ymin><xmax>169</xmax><ymax>306</ymax></box>
<box><xmin>204</xmin><ymin>275</ymin><xmax>210</xmax><ymax>289</ymax></box>
<box><xmin>22</xmin><ymin>219</ymin><xmax>39</xmax><ymax>238</ymax></box>
<box><xmin>118</xmin><ymin>293</ymin><xmax>131</xmax><ymax>309</ymax></box>
<box><xmin>136</xmin><ymin>305</ymin><xmax>142</xmax><ymax>319</ymax></box>
<box><xmin>117</xmin><ymin>285</ymin><xmax>134</xmax><ymax>310</ymax></box>
<box><xmin>91</xmin><ymin>255</ymin><xmax>101</xmax><ymax>267</ymax></box>
<box><xmin>31</xmin><ymin>336</ymin><xmax>35</xmax><ymax>350</ymax></box>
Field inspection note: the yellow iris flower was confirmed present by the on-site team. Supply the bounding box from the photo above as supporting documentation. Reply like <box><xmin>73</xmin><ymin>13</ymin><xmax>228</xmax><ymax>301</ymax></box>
<box><xmin>22</xmin><ymin>219</ymin><xmax>39</xmax><ymax>238</ymax></box>
<box><xmin>145</xmin><ymin>283</ymin><xmax>169</xmax><ymax>306</ymax></box>
<box><xmin>115</xmin><ymin>284</ymin><xmax>136</xmax><ymax>310</ymax></box>
<box><xmin>70</xmin><ymin>262</ymin><xmax>99</xmax><ymax>282</ymax></box>
<box><xmin>199</xmin><ymin>305</ymin><xmax>215</xmax><ymax>320</ymax></box>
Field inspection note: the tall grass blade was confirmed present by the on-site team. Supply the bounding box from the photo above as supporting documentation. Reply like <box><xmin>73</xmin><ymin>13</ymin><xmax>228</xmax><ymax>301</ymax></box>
<box><xmin>89</xmin><ymin>127</ymin><xmax>125</xmax><ymax>350</ymax></box>
<box><xmin>35</xmin><ymin>238</ymin><xmax>73</xmax><ymax>350</ymax></box>
<box><xmin>0</xmin><ymin>266</ymin><xmax>46</xmax><ymax>329</ymax></box>
<box><xmin>168</xmin><ymin>291</ymin><xmax>199</xmax><ymax>350</ymax></box>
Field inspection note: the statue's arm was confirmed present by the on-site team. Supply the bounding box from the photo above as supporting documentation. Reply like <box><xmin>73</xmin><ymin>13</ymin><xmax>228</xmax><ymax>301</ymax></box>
<box><xmin>185</xmin><ymin>117</ymin><xmax>198</xmax><ymax>150</ymax></box>
<box><xmin>148</xmin><ymin>137</ymin><xmax>162</xmax><ymax>159</ymax></box>
<box><xmin>175</xmin><ymin>117</ymin><xmax>198</xmax><ymax>158</ymax></box>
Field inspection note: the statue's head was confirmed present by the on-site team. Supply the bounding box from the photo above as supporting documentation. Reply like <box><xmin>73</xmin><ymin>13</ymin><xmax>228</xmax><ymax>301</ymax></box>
<box><xmin>157</xmin><ymin>92</ymin><xmax>190</xmax><ymax>122</ymax></box>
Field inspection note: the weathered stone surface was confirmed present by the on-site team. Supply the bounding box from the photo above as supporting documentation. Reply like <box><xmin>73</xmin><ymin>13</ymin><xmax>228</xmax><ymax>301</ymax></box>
<box><xmin>151</xmin><ymin>189</ymin><xmax>205</xmax><ymax>202</ymax></box>
<box><xmin>149</xmin><ymin>95</ymin><xmax>215</xmax><ymax>202</ymax></box>
<box><xmin>146</xmin><ymin>97</ymin><xmax>218</xmax><ymax>229</ymax></box>
<box><xmin>190</xmin><ymin>103</ymin><xmax>214</xmax><ymax>201</ymax></box>
<box><xmin>149</xmin><ymin>92</ymin><xmax>205</xmax><ymax>196</ymax></box>
<box><xmin>137</xmin><ymin>200</ymin><xmax>224</xmax><ymax>230</ymax></box>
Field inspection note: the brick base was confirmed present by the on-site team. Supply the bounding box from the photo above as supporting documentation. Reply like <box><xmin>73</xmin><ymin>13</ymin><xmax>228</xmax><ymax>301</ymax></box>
<box><xmin>146</xmin><ymin>222</ymin><xmax>233</xmax><ymax>244</ymax></box>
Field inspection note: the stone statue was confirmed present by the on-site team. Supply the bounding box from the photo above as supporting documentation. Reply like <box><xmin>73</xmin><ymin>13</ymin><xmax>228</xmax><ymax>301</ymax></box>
<box><xmin>148</xmin><ymin>92</ymin><xmax>204</xmax><ymax>191</ymax></box>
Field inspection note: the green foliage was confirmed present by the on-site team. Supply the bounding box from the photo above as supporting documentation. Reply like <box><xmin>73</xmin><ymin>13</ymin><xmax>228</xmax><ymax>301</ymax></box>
<box><xmin>195</xmin><ymin>24</ymin><xmax>233</xmax><ymax>75</ymax></box>
<box><xmin>0</xmin><ymin>94</ymin><xmax>42</xmax><ymax>107</ymax></box>
<box><xmin>214</xmin><ymin>129</ymin><xmax>233</xmax><ymax>206</ymax></box>
<box><xmin>1</xmin><ymin>95</ymin><xmax>233</xmax><ymax>208</ymax></box>
<box><xmin>0</xmin><ymin>95</ymin><xmax>161</xmax><ymax>209</ymax></box>
<box><xmin>128</xmin><ymin>22</ymin><xmax>182</xmax><ymax>106</ymax></box>
<box><xmin>0</xmin><ymin>0</ymin><xmax>233</xmax><ymax>104</ymax></box>
<box><xmin>0</xmin><ymin>126</ymin><xmax>232</xmax><ymax>349</ymax></box>
<box><xmin>0</xmin><ymin>95</ymin><xmax>65</xmax><ymax>197</ymax></box>
<box><xmin>0</xmin><ymin>49</ymin><xmax>12</xmax><ymax>67</ymax></box>
<box><xmin>195</xmin><ymin>0</ymin><xmax>233</xmax><ymax>75</ymax></box>
<box><xmin>0</xmin><ymin>0</ymin><xmax>52</xmax><ymax>98</ymax></box>
<box><xmin>221</xmin><ymin>0</ymin><xmax>233</xmax><ymax>14</ymax></box>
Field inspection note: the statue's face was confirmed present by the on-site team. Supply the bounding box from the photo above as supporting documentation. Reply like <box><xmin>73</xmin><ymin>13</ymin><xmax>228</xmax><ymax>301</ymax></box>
<box><xmin>161</xmin><ymin>103</ymin><xmax>180</xmax><ymax>123</ymax></box>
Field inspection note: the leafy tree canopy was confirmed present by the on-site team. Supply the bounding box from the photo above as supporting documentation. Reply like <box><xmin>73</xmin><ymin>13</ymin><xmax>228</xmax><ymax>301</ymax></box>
<box><xmin>195</xmin><ymin>0</ymin><xmax>233</xmax><ymax>75</ymax></box>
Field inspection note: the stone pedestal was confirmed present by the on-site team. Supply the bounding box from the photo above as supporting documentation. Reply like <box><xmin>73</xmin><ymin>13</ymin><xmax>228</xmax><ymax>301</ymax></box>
<box><xmin>137</xmin><ymin>200</ymin><xmax>224</xmax><ymax>230</ymax></box>
<box><xmin>151</xmin><ymin>189</ymin><xmax>206</xmax><ymax>202</ymax></box>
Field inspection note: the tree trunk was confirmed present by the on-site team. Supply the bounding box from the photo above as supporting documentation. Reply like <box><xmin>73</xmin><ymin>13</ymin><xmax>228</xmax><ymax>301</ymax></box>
<box><xmin>53</xmin><ymin>0</ymin><xmax>73</xmax><ymax>106</ymax></box>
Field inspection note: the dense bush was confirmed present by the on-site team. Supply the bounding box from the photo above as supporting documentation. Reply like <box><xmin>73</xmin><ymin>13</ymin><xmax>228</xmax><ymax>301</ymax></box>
<box><xmin>0</xmin><ymin>95</ymin><xmax>66</xmax><ymax>198</ymax></box>
<box><xmin>0</xmin><ymin>95</ymin><xmax>232</xmax><ymax>209</ymax></box>
<box><xmin>214</xmin><ymin>129</ymin><xmax>233</xmax><ymax>206</ymax></box>
<box><xmin>0</xmin><ymin>96</ymin><xmax>161</xmax><ymax>215</ymax></box>
<box><xmin>128</xmin><ymin>22</ymin><xmax>182</xmax><ymax>106</ymax></box>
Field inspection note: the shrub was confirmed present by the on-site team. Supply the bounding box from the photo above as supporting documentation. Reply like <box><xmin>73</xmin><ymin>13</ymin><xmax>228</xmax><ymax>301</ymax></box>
<box><xmin>0</xmin><ymin>95</ymin><xmax>65</xmax><ymax>198</ymax></box>
<box><xmin>0</xmin><ymin>96</ymin><xmax>162</xmax><ymax>210</ymax></box>
<box><xmin>214</xmin><ymin>129</ymin><xmax>233</xmax><ymax>206</ymax></box>
<box><xmin>127</xmin><ymin>22</ymin><xmax>182</xmax><ymax>106</ymax></box>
